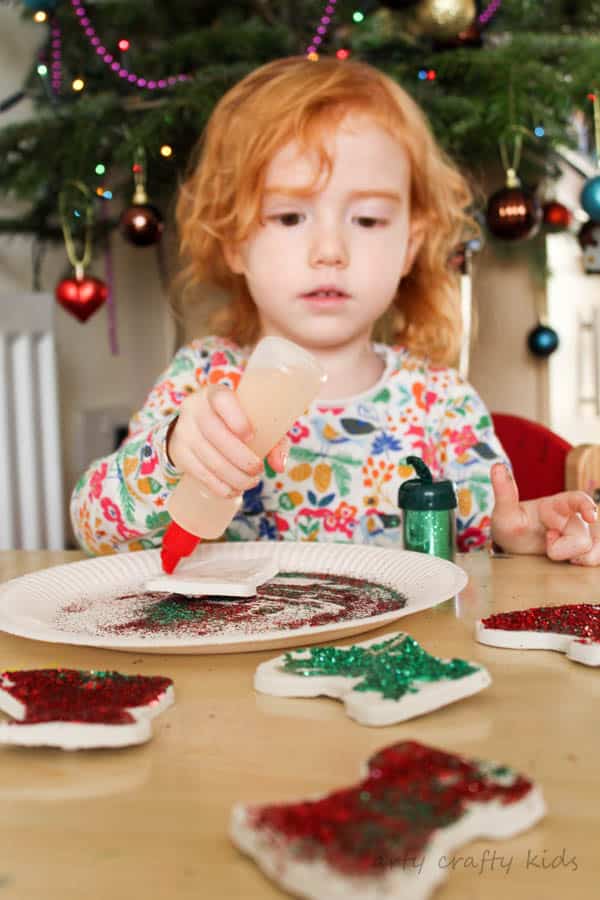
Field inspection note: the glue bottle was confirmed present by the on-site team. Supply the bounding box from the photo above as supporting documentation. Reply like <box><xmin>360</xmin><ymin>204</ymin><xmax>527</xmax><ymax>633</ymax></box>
<box><xmin>161</xmin><ymin>336</ymin><xmax>325</xmax><ymax>572</ymax></box>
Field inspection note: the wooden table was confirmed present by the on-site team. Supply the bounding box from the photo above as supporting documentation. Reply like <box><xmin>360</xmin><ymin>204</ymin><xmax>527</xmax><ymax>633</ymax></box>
<box><xmin>0</xmin><ymin>550</ymin><xmax>598</xmax><ymax>900</ymax></box>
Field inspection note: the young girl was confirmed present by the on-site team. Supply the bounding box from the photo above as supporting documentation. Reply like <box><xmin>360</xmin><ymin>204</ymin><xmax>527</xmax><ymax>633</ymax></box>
<box><xmin>71</xmin><ymin>56</ymin><xmax>600</xmax><ymax>565</ymax></box>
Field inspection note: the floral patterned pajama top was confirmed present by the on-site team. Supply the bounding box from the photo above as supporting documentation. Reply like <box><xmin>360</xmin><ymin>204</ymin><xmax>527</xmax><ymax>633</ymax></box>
<box><xmin>70</xmin><ymin>337</ymin><xmax>509</xmax><ymax>555</ymax></box>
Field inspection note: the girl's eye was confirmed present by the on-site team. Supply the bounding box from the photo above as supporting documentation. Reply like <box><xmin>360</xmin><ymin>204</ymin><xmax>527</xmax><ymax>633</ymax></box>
<box><xmin>354</xmin><ymin>216</ymin><xmax>386</xmax><ymax>228</ymax></box>
<box><xmin>270</xmin><ymin>213</ymin><xmax>305</xmax><ymax>227</ymax></box>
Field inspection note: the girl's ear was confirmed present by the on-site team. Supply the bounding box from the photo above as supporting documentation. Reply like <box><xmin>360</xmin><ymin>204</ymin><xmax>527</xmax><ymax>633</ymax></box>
<box><xmin>401</xmin><ymin>218</ymin><xmax>426</xmax><ymax>277</ymax></box>
<box><xmin>223</xmin><ymin>242</ymin><xmax>245</xmax><ymax>275</ymax></box>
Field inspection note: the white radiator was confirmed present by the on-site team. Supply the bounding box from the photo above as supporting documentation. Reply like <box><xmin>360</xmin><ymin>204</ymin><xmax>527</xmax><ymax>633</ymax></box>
<box><xmin>0</xmin><ymin>293</ymin><xmax>65</xmax><ymax>549</ymax></box>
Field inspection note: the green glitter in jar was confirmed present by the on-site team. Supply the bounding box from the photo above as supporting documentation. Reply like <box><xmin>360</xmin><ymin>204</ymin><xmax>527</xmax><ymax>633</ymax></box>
<box><xmin>282</xmin><ymin>635</ymin><xmax>478</xmax><ymax>701</ymax></box>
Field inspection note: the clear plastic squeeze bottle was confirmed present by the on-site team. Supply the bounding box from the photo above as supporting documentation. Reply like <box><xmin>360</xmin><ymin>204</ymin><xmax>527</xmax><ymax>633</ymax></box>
<box><xmin>161</xmin><ymin>336</ymin><xmax>325</xmax><ymax>572</ymax></box>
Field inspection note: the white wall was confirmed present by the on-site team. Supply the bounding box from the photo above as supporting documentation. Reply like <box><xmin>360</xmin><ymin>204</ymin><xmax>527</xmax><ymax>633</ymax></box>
<box><xmin>0</xmin><ymin>7</ymin><xmax>174</xmax><ymax>547</ymax></box>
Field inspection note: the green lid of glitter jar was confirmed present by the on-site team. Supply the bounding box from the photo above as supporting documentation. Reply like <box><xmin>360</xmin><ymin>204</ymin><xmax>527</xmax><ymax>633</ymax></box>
<box><xmin>397</xmin><ymin>456</ymin><xmax>457</xmax><ymax>511</ymax></box>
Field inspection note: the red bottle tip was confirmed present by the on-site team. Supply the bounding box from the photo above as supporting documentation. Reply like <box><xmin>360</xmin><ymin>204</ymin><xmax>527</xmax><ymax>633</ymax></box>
<box><xmin>161</xmin><ymin>521</ymin><xmax>201</xmax><ymax>574</ymax></box>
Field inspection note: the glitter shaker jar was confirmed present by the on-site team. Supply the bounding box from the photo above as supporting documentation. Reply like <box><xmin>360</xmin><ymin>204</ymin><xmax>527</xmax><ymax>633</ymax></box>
<box><xmin>397</xmin><ymin>456</ymin><xmax>457</xmax><ymax>562</ymax></box>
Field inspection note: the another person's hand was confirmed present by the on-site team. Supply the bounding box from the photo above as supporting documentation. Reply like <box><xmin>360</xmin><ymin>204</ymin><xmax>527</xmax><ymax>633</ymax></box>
<box><xmin>166</xmin><ymin>385</ymin><xmax>289</xmax><ymax>498</ymax></box>
<box><xmin>490</xmin><ymin>462</ymin><xmax>600</xmax><ymax>564</ymax></box>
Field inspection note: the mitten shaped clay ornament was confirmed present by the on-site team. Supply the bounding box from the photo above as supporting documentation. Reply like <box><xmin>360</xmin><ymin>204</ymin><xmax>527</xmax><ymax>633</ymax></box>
<box><xmin>476</xmin><ymin>604</ymin><xmax>600</xmax><ymax>666</ymax></box>
<box><xmin>0</xmin><ymin>669</ymin><xmax>174</xmax><ymax>749</ymax></box>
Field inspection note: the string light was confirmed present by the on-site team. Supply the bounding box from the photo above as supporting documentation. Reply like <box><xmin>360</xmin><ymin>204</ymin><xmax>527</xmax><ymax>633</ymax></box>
<box><xmin>118</xmin><ymin>39</ymin><xmax>130</xmax><ymax>52</ymax></box>
<box><xmin>160</xmin><ymin>144</ymin><xmax>173</xmax><ymax>158</ymax></box>
<box><xmin>534</xmin><ymin>126</ymin><xmax>545</xmax><ymax>138</ymax></box>
<box><xmin>95</xmin><ymin>164</ymin><xmax>106</xmax><ymax>175</ymax></box>
<box><xmin>72</xmin><ymin>78</ymin><xmax>85</xmax><ymax>92</ymax></box>
<box><xmin>33</xmin><ymin>11</ymin><xmax>47</xmax><ymax>23</ymax></box>
<box><xmin>336</xmin><ymin>49</ymin><xmax>350</xmax><ymax>60</ymax></box>
<box><xmin>352</xmin><ymin>11</ymin><xmax>364</xmax><ymax>23</ymax></box>
<box><xmin>37</xmin><ymin>64</ymin><xmax>48</xmax><ymax>76</ymax></box>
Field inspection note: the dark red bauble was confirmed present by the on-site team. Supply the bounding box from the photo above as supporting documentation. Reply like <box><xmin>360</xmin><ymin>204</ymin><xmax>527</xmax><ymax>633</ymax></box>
<box><xmin>542</xmin><ymin>200</ymin><xmax>572</xmax><ymax>232</ymax></box>
<box><xmin>486</xmin><ymin>186</ymin><xmax>541</xmax><ymax>241</ymax></box>
<box><xmin>577</xmin><ymin>219</ymin><xmax>600</xmax><ymax>248</ymax></box>
<box><xmin>119</xmin><ymin>203</ymin><xmax>164</xmax><ymax>246</ymax></box>
<box><xmin>55</xmin><ymin>276</ymin><xmax>108</xmax><ymax>322</ymax></box>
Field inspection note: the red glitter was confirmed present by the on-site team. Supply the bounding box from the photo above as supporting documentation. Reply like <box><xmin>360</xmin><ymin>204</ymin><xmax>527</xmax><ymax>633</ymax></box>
<box><xmin>481</xmin><ymin>604</ymin><xmax>600</xmax><ymax>642</ymax></box>
<box><xmin>0</xmin><ymin>669</ymin><xmax>173</xmax><ymax>725</ymax></box>
<box><xmin>248</xmin><ymin>741</ymin><xmax>533</xmax><ymax>876</ymax></box>
<box><xmin>110</xmin><ymin>573</ymin><xmax>407</xmax><ymax>638</ymax></box>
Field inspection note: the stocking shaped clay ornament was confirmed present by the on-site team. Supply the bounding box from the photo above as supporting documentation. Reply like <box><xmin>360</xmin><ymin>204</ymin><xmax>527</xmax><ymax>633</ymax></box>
<box><xmin>231</xmin><ymin>740</ymin><xmax>545</xmax><ymax>900</ymax></box>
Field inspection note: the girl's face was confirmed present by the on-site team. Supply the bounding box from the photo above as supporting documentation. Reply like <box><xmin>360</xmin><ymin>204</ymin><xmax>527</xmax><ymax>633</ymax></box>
<box><xmin>226</xmin><ymin>115</ymin><xmax>424</xmax><ymax>352</ymax></box>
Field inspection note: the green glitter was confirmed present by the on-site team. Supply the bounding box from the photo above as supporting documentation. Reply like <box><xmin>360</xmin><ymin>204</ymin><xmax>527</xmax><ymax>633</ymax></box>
<box><xmin>282</xmin><ymin>635</ymin><xmax>479</xmax><ymax>701</ymax></box>
<box><xmin>146</xmin><ymin>597</ymin><xmax>206</xmax><ymax>626</ymax></box>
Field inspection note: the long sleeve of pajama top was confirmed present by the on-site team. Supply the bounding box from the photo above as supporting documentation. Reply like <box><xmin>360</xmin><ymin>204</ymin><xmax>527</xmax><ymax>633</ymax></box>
<box><xmin>70</xmin><ymin>337</ymin><xmax>509</xmax><ymax>555</ymax></box>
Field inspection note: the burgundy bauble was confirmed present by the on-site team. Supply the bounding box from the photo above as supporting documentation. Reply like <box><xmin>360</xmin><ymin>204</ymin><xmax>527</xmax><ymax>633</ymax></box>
<box><xmin>119</xmin><ymin>203</ymin><xmax>164</xmax><ymax>246</ymax></box>
<box><xmin>542</xmin><ymin>200</ymin><xmax>572</xmax><ymax>232</ymax></box>
<box><xmin>55</xmin><ymin>275</ymin><xmax>108</xmax><ymax>322</ymax></box>
<box><xmin>577</xmin><ymin>219</ymin><xmax>600</xmax><ymax>248</ymax></box>
<box><xmin>485</xmin><ymin>186</ymin><xmax>541</xmax><ymax>241</ymax></box>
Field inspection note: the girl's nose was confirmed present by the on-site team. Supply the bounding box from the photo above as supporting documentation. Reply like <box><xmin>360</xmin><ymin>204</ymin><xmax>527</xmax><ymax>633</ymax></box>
<box><xmin>309</xmin><ymin>224</ymin><xmax>349</xmax><ymax>268</ymax></box>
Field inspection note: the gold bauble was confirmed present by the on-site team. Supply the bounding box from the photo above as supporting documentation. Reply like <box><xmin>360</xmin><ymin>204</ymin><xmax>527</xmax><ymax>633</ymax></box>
<box><xmin>415</xmin><ymin>0</ymin><xmax>476</xmax><ymax>40</ymax></box>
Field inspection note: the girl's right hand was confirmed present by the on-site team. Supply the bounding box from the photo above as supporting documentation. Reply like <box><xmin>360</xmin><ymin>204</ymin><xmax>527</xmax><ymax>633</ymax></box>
<box><xmin>166</xmin><ymin>384</ymin><xmax>289</xmax><ymax>498</ymax></box>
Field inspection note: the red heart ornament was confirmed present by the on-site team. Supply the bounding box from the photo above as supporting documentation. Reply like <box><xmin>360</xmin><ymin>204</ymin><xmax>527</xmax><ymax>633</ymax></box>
<box><xmin>55</xmin><ymin>275</ymin><xmax>108</xmax><ymax>322</ymax></box>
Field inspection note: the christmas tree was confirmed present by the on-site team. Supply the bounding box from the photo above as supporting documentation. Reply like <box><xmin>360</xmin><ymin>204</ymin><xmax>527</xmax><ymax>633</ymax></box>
<box><xmin>1</xmin><ymin>0</ymin><xmax>599</xmax><ymax>244</ymax></box>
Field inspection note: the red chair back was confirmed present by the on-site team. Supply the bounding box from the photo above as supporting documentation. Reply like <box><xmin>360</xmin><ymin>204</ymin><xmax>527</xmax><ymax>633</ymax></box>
<box><xmin>491</xmin><ymin>413</ymin><xmax>573</xmax><ymax>501</ymax></box>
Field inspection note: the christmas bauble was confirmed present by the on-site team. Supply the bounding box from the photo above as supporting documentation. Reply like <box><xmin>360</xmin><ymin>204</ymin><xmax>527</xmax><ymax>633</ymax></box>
<box><xmin>527</xmin><ymin>324</ymin><xmax>559</xmax><ymax>358</ymax></box>
<box><xmin>485</xmin><ymin>186</ymin><xmax>541</xmax><ymax>241</ymax></box>
<box><xmin>415</xmin><ymin>0</ymin><xmax>476</xmax><ymax>40</ymax></box>
<box><xmin>55</xmin><ymin>276</ymin><xmax>108</xmax><ymax>323</ymax></box>
<box><xmin>580</xmin><ymin>175</ymin><xmax>600</xmax><ymax>222</ymax></box>
<box><xmin>577</xmin><ymin>219</ymin><xmax>600</xmax><ymax>248</ymax></box>
<box><xmin>542</xmin><ymin>200</ymin><xmax>572</xmax><ymax>232</ymax></box>
<box><xmin>119</xmin><ymin>204</ymin><xmax>164</xmax><ymax>247</ymax></box>
<box><xmin>22</xmin><ymin>0</ymin><xmax>58</xmax><ymax>9</ymax></box>
<box><xmin>379</xmin><ymin>0</ymin><xmax>421</xmax><ymax>8</ymax></box>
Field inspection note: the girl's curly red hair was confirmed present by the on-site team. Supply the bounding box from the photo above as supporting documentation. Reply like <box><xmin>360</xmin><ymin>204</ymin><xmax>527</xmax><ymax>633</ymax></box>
<box><xmin>176</xmin><ymin>56</ymin><xmax>472</xmax><ymax>365</ymax></box>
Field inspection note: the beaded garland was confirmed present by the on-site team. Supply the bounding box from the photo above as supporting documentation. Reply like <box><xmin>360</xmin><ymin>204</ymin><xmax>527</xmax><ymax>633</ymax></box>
<box><xmin>481</xmin><ymin>604</ymin><xmax>600</xmax><ymax>641</ymax></box>
<box><xmin>0</xmin><ymin>668</ymin><xmax>173</xmax><ymax>724</ymax></box>
<box><xmin>241</xmin><ymin>741</ymin><xmax>536</xmax><ymax>877</ymax></box>
<box><xmin>282</xmin><ymin>634</ymin><xmax>478</xmax><ymax>700</ymax></box>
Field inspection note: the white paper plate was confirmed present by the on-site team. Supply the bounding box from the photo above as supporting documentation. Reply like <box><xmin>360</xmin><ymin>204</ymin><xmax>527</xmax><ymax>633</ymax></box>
<box><xmin>0</xmin><ymin>543</ymin><xmax>467</xmax><ymax>655</ymax></box>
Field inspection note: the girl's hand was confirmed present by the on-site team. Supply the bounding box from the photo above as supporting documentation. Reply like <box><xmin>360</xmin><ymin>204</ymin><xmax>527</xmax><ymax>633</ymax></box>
<box><xmin>490</xmin><ymin>462</ymin><xmax>600</xmax><ymax>564</ymax></box>
<box><xmin>166</xmin><ymin>384</ymin><xmax>289</xmax><ymax>498</ymax></box>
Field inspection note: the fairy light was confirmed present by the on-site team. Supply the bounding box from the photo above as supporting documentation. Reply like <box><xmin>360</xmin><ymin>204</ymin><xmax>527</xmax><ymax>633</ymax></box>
<box><xmin>70</xmin><ymin>0</ymin><xmax>189</xmax><ymax>89</ymax></box>
<box><xmin>352</xmin><ymin>11</ymin><xmax>364</xmax><ymax>23</ymax></box>
<box><xmin>118</xmin><ymin>39</ymin><xmax>130</xmax><ymax>52</ymax></box>
<box><xmin>34</xmin><ymin>11</ymin><xmax>47</xmax><ymax>23</ymax></box>
<box><xmin>95</xmin><ymin>164</ymin><xmax>106</xmax><ymax>175</ymax></box>
<box><xmin>37</xmin><ymin>64</ymin><xmax>48</xmax><ymax>76</ymax></box>
<box><xmin>160</xmin><ymin>145</ymin><xmax>173</xmax><ymax>158</ymax></box>
<box><xmin>534</xmin><ymin>126</ymin><xmax>545</xmax><ymax>138</ymax></box>
<box><xmin>336</xmin><ymin>49</ymin><xmax>350</xmax><ymax>60</ymax></box>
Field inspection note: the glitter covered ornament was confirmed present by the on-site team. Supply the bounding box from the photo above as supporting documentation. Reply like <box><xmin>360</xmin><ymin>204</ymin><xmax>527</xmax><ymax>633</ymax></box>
<box><xmin>0</xmin><ymin>668</ymin><xmax>174</xmax><ymax>749</ymax></box>
<box><xmin>255</xmin><ymin>632</ymin><xmax>490</xmax><ymax>725</ymax></box>
<box><xmin>477</xmin><ymin>603</ymin><xmax>600</xmax><ymax>666</ymax></box>
<box><xmin>231</xmin><ymin>741</ymin><xmax>545</xmax><ymax>900</ymax></box>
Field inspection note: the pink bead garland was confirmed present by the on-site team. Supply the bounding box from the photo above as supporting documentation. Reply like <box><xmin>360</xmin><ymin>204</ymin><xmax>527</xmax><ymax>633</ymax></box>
<box><xmin>70</xmin><ymin>0</ymin><xmax>189</xmax><ymax>89</ymax></box>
